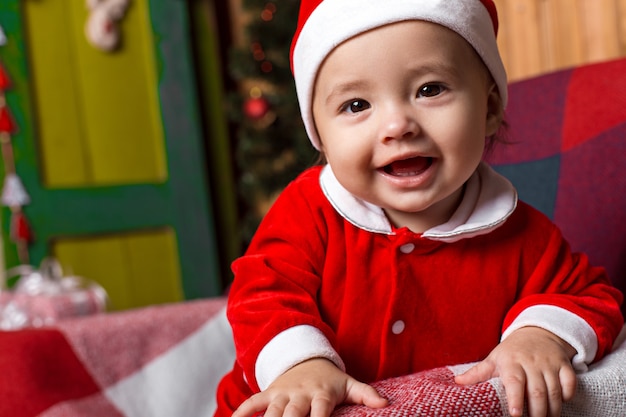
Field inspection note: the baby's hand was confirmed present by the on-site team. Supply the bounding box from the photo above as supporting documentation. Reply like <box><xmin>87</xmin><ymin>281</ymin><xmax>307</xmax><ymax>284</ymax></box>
<box><xmin>455</xmin><ymin>326</ymin><xmax>577</xmax><ymax>417</ymax></box>
<box><xmin>233</xmin><ymin>358</ymin><xmax>388</xmax><ymax>417</ymax></box>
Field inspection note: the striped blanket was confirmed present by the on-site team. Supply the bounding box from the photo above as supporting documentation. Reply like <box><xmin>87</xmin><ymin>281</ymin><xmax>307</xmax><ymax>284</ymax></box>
<box><xmin>1</xmin><ymin>297</ymin><xmax>624</xmax><ymax>417</ymax></box>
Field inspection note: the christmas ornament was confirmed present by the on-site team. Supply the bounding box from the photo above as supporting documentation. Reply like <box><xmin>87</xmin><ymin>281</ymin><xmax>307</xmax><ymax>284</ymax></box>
<box><xmin>250</xmin><ymin>42</ymin><xmax>273</xmax><ymax>74</ymax></box>
<box><xmin>0</xmin><ymin>63</ymin><xmax>10</xmax><ymax>90</ymax></box>
<box><xmin>261</xmin><ymin>3</ymin><xmax>276</xmax><ymax>22</ymax></box>
<box><xmin>242</xmin><ymin>86</ymin><xmax>277</xmax><ymax>129</ymax></box>
<box><xmin>243</xmin><ymin>95</ymin><xmax>270</xmax><ymax>121</ymax></box>
<box><xmin>10</xmin><ymin>208</ymin><xmax>33</xmax><ymax>243</ymax></box>
<box><xmin>0</xmin><ymin>105</ymin><xmax>16</xmax><ymax>134</ymax></box>
<box><xmin>1</xmin><ymin>173</ymin><xmax>30</xmax><ymax>207</ymax></box>
<box><xmin>1</xmin><ymin>257</ymin><xmax>108</xmax><ymax>329</ymax></box>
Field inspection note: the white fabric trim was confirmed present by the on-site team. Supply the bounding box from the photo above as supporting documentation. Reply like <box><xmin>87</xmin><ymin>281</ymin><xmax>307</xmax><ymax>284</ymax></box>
<box><xmin>320</xmin><ymin>166</ymin><xmax>393</xmax><ymax>234</ymax></box>
<box><xmin>255</xmin><ymin>325</ymin><xmax>345</xmax><ymax>390</ymax></box>
<box><xmin>501</xmin><ymin>305</ymin><xmax>598</xmax><ymax>372</ymax></box>
<box><xmin>320</xmin><ymin>162</ymin><xmax>517</xmax><ymax>241</ymax></box>
<box><xmin>293</xmin><ymin>0</ymin><xmax>508</xmax><ymax>149</ymax></box>
<box><xmin>423</xmin><ymin>163</ymin><xmax>517</xmax><ymax>242</ymax></box>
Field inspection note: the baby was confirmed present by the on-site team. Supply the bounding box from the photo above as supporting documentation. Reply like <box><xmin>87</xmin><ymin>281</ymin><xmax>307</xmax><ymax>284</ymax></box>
<box><xmin>215</xmin><ymin>1</ymin><xmax>624</xmax><ymax>417</ymax></box>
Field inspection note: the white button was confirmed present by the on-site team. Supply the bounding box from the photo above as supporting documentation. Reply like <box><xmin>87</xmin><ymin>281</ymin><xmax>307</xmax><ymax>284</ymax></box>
<box><xmin>392</xmin><ymin>320</ymin><xmax>405</xmax><ymax>334</ymax></box>
<box><xmin>399</xmin><ymin>243</ymin><xmax>415</xmax><ymax>254</ymax></box>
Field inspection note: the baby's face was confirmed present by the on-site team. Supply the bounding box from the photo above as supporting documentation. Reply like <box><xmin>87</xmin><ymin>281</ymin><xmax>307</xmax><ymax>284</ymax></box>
<box><xmin>312</xmin><ymin>20</ymin><xmax>502</xmax><ymax>232</ymax></box>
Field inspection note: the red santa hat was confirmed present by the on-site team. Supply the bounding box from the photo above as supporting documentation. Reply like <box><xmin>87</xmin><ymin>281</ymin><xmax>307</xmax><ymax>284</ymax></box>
<box><xmin>290</xmin><ymin>0</ymin><xmax>508</xmax><ymax>150</ymax></box>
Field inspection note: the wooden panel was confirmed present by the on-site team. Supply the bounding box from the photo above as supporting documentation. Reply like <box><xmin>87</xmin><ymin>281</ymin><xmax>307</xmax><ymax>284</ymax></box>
<box><xmin>494</xmin><ymin>0</ymin><xmax>626</xmax><ymax>81</ymax></box>
<box><xmin>502</xmin><ymin>0</ymin><xmax>544</xmax><ymax>80</ymax></box>
<box><xmin>579</xmin><ymin>0</ymin><xmax>621</xmax><ymax>61</ymax></box>
<box><xmin>493</xmin><ymin>0</ymin><xmax>512</xmax><ymax>83</ymax></box>
<box><xmin>54</xmin><ymin>236</ymin><xmax>133</xmax><ymax>309</ymax></box>
<box><xmin>20</xmin><ymin>1</ymin><xmax>88</xmax><ymax>185</ymax></box>
<box><xmin>541</xmin><ymin>0</ymin><xmax>585</xmax><ymax>70</ymax></box>
<box><xmin>52</xmin><ymin>229</ymin><xmax>184</xmax><ymax>310</ymax></box>
<box><xmin>123</xmin><ymin>230</ymin><xmax>184</xmax><ymax>308</ymax></box>
<box><xmin>620</xmin><ymin>0</ymin><xmax>626</xmax><ymax>52</ymax></box>
<box><xmin>24</xmin><ymin>0</ymin><xmax>167</xmax><ymax>187</ymax></box>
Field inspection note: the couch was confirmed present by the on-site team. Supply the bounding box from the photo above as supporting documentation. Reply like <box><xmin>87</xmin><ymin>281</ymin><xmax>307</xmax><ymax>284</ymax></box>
<box><xmin>1</xmin><ymin>57</ymin><xmax>625</xmax><ymax>417</ymax></box>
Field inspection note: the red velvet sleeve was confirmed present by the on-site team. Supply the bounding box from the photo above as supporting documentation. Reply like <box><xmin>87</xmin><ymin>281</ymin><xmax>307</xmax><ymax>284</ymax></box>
<box><xmin>226</xmin><ymin>167</ymin><xmax>335</xmax><ymax>392</ymax></box>
<box><xmin>503</xmin><ymin>215</ymin><xmax>624</xmax><ymax>361</ymax></box>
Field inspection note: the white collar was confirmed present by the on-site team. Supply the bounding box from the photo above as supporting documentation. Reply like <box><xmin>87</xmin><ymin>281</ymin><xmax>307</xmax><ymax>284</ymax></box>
<box><xmin>319</xmin><ymin>162</ymin><xmax>518</xmax><ymax>242</ymax></box>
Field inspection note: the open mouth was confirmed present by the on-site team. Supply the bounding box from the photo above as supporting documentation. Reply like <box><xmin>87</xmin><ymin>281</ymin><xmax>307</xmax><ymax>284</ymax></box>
<box><xmin>383</xmin><ymin>156</ymin><xmax>433</xmax><ymax>177</ymax></box>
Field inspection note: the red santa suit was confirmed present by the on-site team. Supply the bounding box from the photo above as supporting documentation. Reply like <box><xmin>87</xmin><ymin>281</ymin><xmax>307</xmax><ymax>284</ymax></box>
<box><xmin>214</xmin><ymin>163</ymin><xmax>623</xmax><ymax>417</ymax></box>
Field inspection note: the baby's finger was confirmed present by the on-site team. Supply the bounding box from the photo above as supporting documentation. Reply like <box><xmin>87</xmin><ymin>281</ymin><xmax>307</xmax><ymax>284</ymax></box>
<box><xmin>233</xmin><ymin>397</ymin><xmax>267</xmax><ymax>417</ymax></box>
<box><xmin>282</xmin><ymin>396</ymin><xmax>313</xmax><ymax>417</ymax></box>
<box><xmin>262</xmin><ymin>400</ymin><xmax>289</xmax><ymax>417</ymax></box>
<box><xmin>500</xmin><ymin>366</ymin><xmax>526</xmax><ymax>417</ymax></box>
<box><xmin>524</xmin><ymin>369</ymin><xmax>549</xmax><ymax>417</ymax></box>
<box><xmin>345</xmin><ymin>380</ymin><xmax>388</xmax><ymax>409</ymax></box>
<box><xmin>310</xmin><ymin>393</ymin><xmax>336</xmax><ymax>417</ymax></box>
<box><xmin>235</xmin><ymin>393</ymin><xmax>284</xmax><ymax>417</ymax></box>
<box><xmin>454</xmin><ymin>361</ymin><xmax>495</xmax><ymax>386</ymax></box>
<box><xmin>542</xmin><ymin>371</ymin><xmax>563</xmax><ymax>417</ymax></box>
<box><xmin>559</xmin><ymin>365</ymin><xmax>577</xmax><ymax>402</ymax></box>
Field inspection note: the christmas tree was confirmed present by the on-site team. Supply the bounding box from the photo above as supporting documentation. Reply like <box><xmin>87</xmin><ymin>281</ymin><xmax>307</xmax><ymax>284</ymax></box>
<box><xmin>229</xmin><ymin>0</ymin><xmax>317</xmax><ymax>245</ymax></box>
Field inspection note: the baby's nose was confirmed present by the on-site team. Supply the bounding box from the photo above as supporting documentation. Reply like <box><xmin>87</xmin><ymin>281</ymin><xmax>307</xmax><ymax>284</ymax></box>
<box><xmin>380</xmin><ymin>105</ymin><xmax>419</xmax><ymax>142</ymax></box>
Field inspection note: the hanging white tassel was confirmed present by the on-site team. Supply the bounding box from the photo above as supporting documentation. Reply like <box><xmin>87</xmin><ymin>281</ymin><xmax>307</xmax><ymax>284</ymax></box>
<box><xmin>1</xmin><ymin>173</ymin><xmax>30</xmax><ymax>207</ymax></box>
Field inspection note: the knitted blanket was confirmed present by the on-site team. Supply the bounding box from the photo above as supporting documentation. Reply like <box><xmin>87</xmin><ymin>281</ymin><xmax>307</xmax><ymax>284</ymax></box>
<box><xmin>1</xmin><ymin>297</ymin><xmax>624</xmax><ymax>417</ymax></box>
<box><xmin>337</xmin><ymin>329</ymin><xmax>626</xmax><ymax>417</ymax></box>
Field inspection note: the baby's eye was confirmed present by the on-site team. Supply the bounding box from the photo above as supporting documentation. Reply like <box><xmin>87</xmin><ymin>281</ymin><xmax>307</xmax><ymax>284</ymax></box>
<box><xmin>342</xmin><ymin>99</ymin><xmax>371</xmax><ymax>114</ymax></box>
<box><xmin>418</xmin><ymin>83</ymin><xmax>446</xmax><ymax>98</ymax></box>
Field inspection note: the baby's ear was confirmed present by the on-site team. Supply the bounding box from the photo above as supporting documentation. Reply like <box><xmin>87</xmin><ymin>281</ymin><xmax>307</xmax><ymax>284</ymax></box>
<box><xmin>485</xmin><ymin>84</ymin><xmax>504</xmax><ymax>137</ymax></box>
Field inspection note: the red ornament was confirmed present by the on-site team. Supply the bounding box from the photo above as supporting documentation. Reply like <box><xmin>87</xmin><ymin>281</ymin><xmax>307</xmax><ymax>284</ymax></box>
<box><xmin>243</xmin><ymin>96</ymin><xmax>270</xmax><ymax>121</ymax></box>
<box><xmin>10</xmin><ymin>210</ymin><xmax>34</xmax><ymax>243</ymax></box>
<box><xmin>0</xmin><ymin>105</ymin><xmax>16</xmax><ymax>134</ymax></box>
<box><xmin>0</xmin><ymin>63</ymin><xmax>10</xmax><ymax>91</ymax></box>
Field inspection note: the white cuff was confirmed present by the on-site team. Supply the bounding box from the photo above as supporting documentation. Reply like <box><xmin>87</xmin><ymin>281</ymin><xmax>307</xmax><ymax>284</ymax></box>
<box><xmin>255</xmin><ymin>325</ymin><xmax>345</xmax><ymax>390</ymax></box>
<box><xmin>502</xmin><ymin>305</ymin><xmax>598</xmax><ymax>372</ymax></box>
